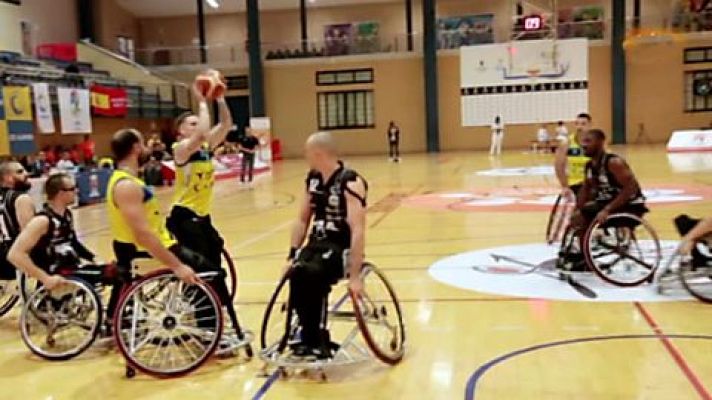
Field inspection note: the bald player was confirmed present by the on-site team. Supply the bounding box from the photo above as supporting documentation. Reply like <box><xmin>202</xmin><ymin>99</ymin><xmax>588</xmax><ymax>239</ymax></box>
<box><xmin>285</xmin><ymin>132</ymin><xmax>368</xmax><ymax>360</ymax></box>
<box><xmin>0</xmin><ymin>161</ymin><xmax>36</xmax><ymax>281</ymax></box>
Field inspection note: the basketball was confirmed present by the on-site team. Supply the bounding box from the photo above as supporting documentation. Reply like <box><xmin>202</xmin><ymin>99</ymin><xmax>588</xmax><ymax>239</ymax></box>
<box><xmin>195</xmin><ymin>69</ymin><xmax>226</xmax><ymax>100</ymax></box>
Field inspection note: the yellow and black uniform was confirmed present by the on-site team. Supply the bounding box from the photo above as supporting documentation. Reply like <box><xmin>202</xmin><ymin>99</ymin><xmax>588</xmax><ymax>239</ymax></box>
<box><xmin>166</xmin><ymin>143</ymin><xmax>224</xmax><ymax>267</ymax></box>
<box><xmin>106</xmin><ymin>168</ymin><xmax>230</xmax><ymax>319</ymax></box>
<box><xmin>566</xmin><ymin>132</ymin><xmax>589</xmax><ymax>194</ymax></box>
<box><xmin>107</xmin><ymin>169</ymin><xmax>176</xmax><ymax>267</ymax></box>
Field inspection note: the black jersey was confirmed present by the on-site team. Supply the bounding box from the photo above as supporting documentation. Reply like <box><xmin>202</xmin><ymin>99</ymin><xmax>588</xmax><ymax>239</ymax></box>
<box><xmin>585</xmin><ymin>153</ymin><xmax>645</xmax><ymax>205</ymax></box>
<box><xmin>0</xmin><ymin>188</ymin><xmax>23</xmax><ymax>253</ymax></box>
<box><xmin>305</xmin><ymin>162</ymin><xmax>367</xmax><ymax>248</ymax></box>
<box><xmin>32</xmin><ymin>205</ymin><xmax>94</xmax><ymax>272</ymax></box>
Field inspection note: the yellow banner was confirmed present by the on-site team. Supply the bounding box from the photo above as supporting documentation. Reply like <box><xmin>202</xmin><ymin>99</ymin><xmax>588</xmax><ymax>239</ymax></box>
<box><xmin>0</xmin><ymin>121</ymin><xmax>10</xmax><ymax>156</ymax></box>
<box><xmin>3</xmin><ymin>86</ymin><xmax>32</xmax><ymax>121</ymax></box>
<box><xmin>91</xmin><ymin>92</ymin><xmax>110</xmax><ymax>110</ymax></box>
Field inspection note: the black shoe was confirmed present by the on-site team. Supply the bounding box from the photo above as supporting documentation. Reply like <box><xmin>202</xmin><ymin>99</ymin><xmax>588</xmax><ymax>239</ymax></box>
<box><xmin>290</xmin><ymin>342</ymin><xmax>331</xmax><ymax>360</ymax></box>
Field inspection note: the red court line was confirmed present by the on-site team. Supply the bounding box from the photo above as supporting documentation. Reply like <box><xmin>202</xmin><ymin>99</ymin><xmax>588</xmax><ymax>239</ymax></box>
<box><xmin>634</xmin><ymin>302</ymin><xmax>712</xmax><ymax>400</ymax></box>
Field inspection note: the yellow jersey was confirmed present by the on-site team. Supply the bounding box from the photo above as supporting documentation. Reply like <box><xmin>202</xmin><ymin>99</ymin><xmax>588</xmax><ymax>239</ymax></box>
<box><xmin>106</xmin><ymin>169</ymin><xmax>176</xmax><ymax>249</ymax></box>
<box><xmin>566</xmin><ymin>132</ymin><xmax>589</xmax><ymax>186</ymax></box>
<box><xmin>172</xmin><ymin>142</ymin><xmax>215</xmax><ymax>217</ymax></box>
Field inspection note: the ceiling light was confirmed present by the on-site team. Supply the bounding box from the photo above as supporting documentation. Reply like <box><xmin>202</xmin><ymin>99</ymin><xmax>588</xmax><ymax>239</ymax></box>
<box><xmin>206</xmin><ymin>0</ymin><xmax>219</xmax><ymax>8</ymax></box>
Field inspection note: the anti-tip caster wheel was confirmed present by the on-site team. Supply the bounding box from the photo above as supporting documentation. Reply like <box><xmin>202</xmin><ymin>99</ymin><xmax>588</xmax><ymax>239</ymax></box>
<box><xmin>125</xmin><ymin>366</ymin><xmax>136</xmax><ymax>379</ymax></box>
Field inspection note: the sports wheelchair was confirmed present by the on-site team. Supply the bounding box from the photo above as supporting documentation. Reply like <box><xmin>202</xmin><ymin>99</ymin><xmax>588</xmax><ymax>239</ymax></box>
<box><xmin>260</xmin><ymin>262</ymin><xmax>405</xmax><ymax>381</ymax></box>
<box><xmin>2</xmin><ymin>248</ymin><xmax>238</xmax><ymax>318</ymax></box>
<box><xmin>18</xmin><ymin>249</ymin><xmax>253</xmax><ymax>378</ymax></box>
<box><xmin>657</xmin><ymin>215</ymin><xmax>712</xmax><ymax>303</ymax></box>
<box><xmin>549</xmin><ymin>194</ymin><xmax>661</xmax><ymax>286</ymax></box>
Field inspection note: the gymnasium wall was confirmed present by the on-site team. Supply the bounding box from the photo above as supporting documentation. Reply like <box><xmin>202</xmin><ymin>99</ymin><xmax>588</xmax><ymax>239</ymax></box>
<box><xmin>627</xmin><ymin>37</ymin><xmax>712</xmax><ymax>144</ymax></box>
<box><xmin>0</xmin><ymin>0</ymin><xmax>78</xmax><ymax>53</ymax></box>
<box><xmin>94</xmin><ymin>0</ymin><xmax>140</xmax><ymax>53</ymax></box>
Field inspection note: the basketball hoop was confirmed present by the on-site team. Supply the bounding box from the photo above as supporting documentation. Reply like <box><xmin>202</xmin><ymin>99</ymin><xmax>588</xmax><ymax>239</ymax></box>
<box><xmin>526</xmin><ymin>67</ymin><xmax>541</xmax><ymax>83</ymax></box>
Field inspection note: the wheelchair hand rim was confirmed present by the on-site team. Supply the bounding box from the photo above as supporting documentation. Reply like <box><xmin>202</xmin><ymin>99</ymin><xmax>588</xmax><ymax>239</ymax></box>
<box><xmin>113</xmin><ymin>270</ymin><xmax>224</xmax><ymax>378</ymax></box>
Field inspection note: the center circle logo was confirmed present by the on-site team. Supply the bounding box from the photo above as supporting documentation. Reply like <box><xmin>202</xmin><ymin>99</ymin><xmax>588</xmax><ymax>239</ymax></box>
<box><xmin>428</xmin><ymin>242</ymin><xmax>690</xmax><ymax>302</ymax></box>
<box><xmin>406</xmin><ymin>185</ymin><xmax>712</xmax><ymax>212</ymax></box>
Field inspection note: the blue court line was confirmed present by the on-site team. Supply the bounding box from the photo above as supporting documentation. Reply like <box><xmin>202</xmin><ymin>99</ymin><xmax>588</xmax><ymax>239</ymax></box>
<box><xmin>464</xmin><ymin>333</ymin><xmax>712</xmax><ymax>400</ymax></box>
<box><xmin>252</xmin><ymin>370</ymin><xmax>281</xmax><ymax>400</ymax></box>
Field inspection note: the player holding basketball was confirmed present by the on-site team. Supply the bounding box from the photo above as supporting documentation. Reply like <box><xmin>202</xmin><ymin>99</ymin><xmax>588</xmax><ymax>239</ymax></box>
<box><xmin>167</xmin><ymin>75</ymin><xmax>232</xmax><ymax>268</ymax></box>
<box><xmin>560</xmin><ymin>129</ymin><xmax>648</xmax><ymax>271</ymax></box>
<box><xmin>285</xmin><ymin>132</ymin><xmax>368</xmax><ymax>360</ymax></box>
<box><xmin>554</xmin><ymin>113</ymin><xmax>592</xmax><ymax>199</ymax></box>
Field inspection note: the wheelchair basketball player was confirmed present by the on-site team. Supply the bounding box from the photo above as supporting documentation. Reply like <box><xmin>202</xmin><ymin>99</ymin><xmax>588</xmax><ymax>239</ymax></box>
<box><xmin>558</xmin><ymin>129</ymin><xmax>648</xmax><ymax>271</ymax></box>
<box><xmin>8</xmin><ymin>173</ymin><xmax>99</xmax><ymax>291</ymax></box>
<box><xmin>553</xmin><ymin>112</ymin><xmax>592</xmax><ymax>200</ymax></box>
<box><xmin>284</xmin><ymin>131</ymin><xmax>368</xmax><ymax>360</ymax></box>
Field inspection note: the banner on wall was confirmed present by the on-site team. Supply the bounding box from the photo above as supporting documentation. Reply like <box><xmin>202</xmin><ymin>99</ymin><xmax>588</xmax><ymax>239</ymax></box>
<box><xmin>90</xmin><ymin>85</ymin><xmax>128</xmax><ymax>117</ymax></box>
<box><xmin>324</xmin><ymin>23</ymin><xmax>353</xmax><ymax>56</ymax></box>
<box><xmin>352</xmin><ymin>21</ymin><xmax>380</xmax><ymax>54</ymax></box>
<box><xmin>1</xmin><ymin>86</ymin><xmax>36</xmax><ymax>155</ymax></box>
<box><xmin>438</xmin><ymin>14</ymin><xmax>494</xmax><ymax>49</ymax></box>
<box><xmin>558</xmin><ymin>6</ymin><xmax>604</xmax><ymax>40</ymax></box>
<box><xmin>32</xmin><ymin>83</ymin><xmax>55</xmax><ymax>134</ymax></box>
<box><xmin>58</xmin><ymin>87</ymin><xmax>92</xmax><ymax>134</ymax></box>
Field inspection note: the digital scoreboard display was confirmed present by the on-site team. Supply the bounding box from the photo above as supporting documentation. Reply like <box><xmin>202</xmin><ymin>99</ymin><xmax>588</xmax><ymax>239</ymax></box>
<box><xmin>523</xmin><ymin>15</ymin><xmax>543</xmax><ymax>31</ymax></box>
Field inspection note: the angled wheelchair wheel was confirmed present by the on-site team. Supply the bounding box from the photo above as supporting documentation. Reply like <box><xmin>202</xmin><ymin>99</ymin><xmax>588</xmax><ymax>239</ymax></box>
<box><xmin>19</xmin><ymin>271</ymin><xmax>42</xmax><ymax>304</ymax></box>
<box><xmin>221</xmin><ymin>248</ymin><xmax>237</xmax><ymax>302</ymax></box>
<box><xmin>114</xmin><ymin>270</ymin><xmax>223</xmax><ymax>378</ymax></box>
<box><xmin>20</xmin><ymin>278</ymin><xmax>102</xmax><ymax>360</ymax></box>
<box><xmin>0</xmin><ymin>278</ymin><xmax>19</xmax><ymax>317</ymax></box>
<box><xmin>583</xmin><ymin>213</ymin><xmax>661</xmax><ymax>286</ymax></box>
<box><xmin>260</xmin><ymin>268</ymin><xmax>295</xmax><ymax>355</ymax></box>
<box><xmin>546</xmin><ymin>193</ymin><xmax>574</xmax><ymax>245</ymax></box>
<box><xmin>351</xmin><ymin>263</ymin><xmax>405</xmax><ymax>365</ymax></box>
<box><xmin>679</xmin><ymin>251</ymin><xmax>712</xmax><ymax>303</ymax></box>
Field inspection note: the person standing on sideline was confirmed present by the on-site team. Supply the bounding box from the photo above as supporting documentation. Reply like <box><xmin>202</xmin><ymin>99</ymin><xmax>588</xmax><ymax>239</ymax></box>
<box><xmin>239</xmin><ymin>128</ymin><xmax>259</xmax><ymax>184</ymax></box>
<box><xmin>555</xmin><ymin>120</ymin><xmax>568</xmax><ymax>140</ymax></box>
<box><xmin>490</xmin><ymin>115</ymin><xmax>504</xmax><ymax>156</ymax></box>
<box><xmin>387</xmin><ymin>121</ymin><xmax>400</xmax><ymax>162</ymax></box>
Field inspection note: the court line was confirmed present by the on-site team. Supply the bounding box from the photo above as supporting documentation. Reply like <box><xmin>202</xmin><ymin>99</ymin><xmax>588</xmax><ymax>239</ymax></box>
<box><xmin>236</xmin><ymin>296</ymin><xmax>530</xmax><ymax>306</ymax></box>
<box><xmin>464</xmin><ymin>334</ymin><xmax>712</xmax><ymax>400</ymax></box>
<box><xmin>634</xmin><ymin>302</ymin><xmax>712</xmax><ymax>400</ymax></box>
<box><xmin>232</xmin><ymin>220</ymin><xmax>293</xmax><ymax>251</ymax></box>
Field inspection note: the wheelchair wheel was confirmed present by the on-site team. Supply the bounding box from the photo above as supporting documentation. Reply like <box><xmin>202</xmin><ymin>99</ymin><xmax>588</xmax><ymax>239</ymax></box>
<box><xmin>19</xmin><ymin>272</ymin><xmax>41</xmax><ymax>304</ymax></box>
<box><xmin>351</xmin><ymin>263</ymin><xmax>405</xmax><ymax>365</ymax></box>
<box><xmin>546</xmin><ymin>193</ymin><xmax>574</xmax><ymax>245</ymax></box>
<box><xmin>20</xmin><ymin>278</ymin><xmax>102</xmax><ymax>360</ymax></box>
<box><xmin>260</xmin><ymin>268</ymin><xmax>295</xmax><ymax>354</ymax></box>
<box><xmin>0</xmin><ymin>278</ymin><xmax>19</xmax><ymax>317</ymax></box>
<box><xmin>221</xmin><ymin>248</ymin><xmax>237</xmax><ymax>302</ymax></box>
<box><xmin>583</xmin><ymin>213</ymin><xmax>661</xmax><ymax>286</ymax></box>
<box><xmin>114</xmin><ymin>270</ymin><xmax>223</xmax><ymax>378</ymax></box>
<box><xmin>679</xmin><ymin>254</ymin><xmax>712</xmax><ymax>303</ymax></box>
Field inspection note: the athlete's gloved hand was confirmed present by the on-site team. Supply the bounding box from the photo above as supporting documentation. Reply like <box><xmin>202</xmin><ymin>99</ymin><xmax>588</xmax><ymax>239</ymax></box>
<box><xmin>174</xmin><ymin>264</ymin><xmax>201</xmax><ymax>285</ymax></box>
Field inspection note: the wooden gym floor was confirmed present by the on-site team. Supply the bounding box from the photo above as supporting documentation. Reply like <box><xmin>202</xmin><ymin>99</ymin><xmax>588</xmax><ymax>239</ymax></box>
<box><xmin>1</xmin><ymin>144</ymin><xmax>711</xmax><ymax>399</ymax></box>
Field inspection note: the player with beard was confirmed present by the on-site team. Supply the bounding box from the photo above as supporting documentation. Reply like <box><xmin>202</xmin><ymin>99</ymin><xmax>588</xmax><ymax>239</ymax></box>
<box><xmin>554</xmin><ymin>113</ymin><xmax>592</xmax><ymax>200</ymax></box>
<box><xmin>0</xmin><ymin>161</ymin><xmax>36</xmax><ymax>281</ymax></box>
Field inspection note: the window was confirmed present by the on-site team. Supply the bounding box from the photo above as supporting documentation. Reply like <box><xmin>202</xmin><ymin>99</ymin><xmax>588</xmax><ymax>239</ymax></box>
<box><xmin>684</xmin><ymin>47</ymin><xmax>712</xmax><ymax>64</ymax></box>
<box><xmin>318</xmin><ymin>90</ymin><xmax>374</xmax><ymax>130</ymax></box>
<box><xmin>684</xmin><ymin>70</ymin><xmax>712</xmax><ymax>112</ymax></box>
<box><xmin>225</xmin><ymin>75</ymin><xmax>248</xmax><ymax>90</ymax></box>
<box><xmin>316</xmin><ymin>68</ymin><xmax>374</xmax><ymax>86</ymax></box>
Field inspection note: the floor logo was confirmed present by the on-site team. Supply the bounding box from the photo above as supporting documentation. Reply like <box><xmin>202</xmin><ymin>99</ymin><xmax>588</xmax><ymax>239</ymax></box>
<box><xmin>405</xmin><ymin>185</ymin><xmax>712</xmax><ymax>212</ymax></box>
<box><xmin>428</xmin><ymin>242</ymin><xmax>690</xmax><ymax>302</ymax></box>
<box><xmin>476</xmin><ymin>165</ymin><xmax>554</xmax><ymax>177</ymax></box>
